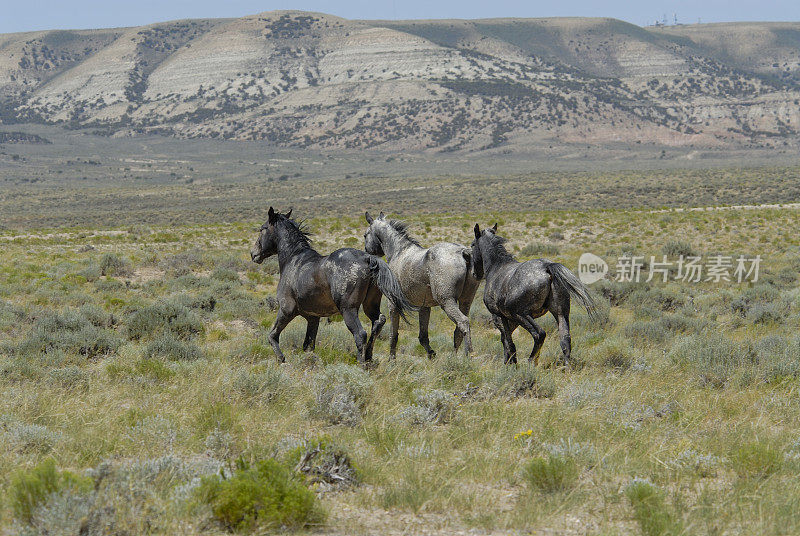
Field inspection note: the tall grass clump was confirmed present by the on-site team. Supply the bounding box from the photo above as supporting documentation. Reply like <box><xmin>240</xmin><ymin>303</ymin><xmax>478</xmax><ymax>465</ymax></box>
<box><xmin>624</xmin><ymin>478</ymin><xmax>682</xmax><ymax>536</ymax></box>
<box><xmin>483</xmin><ymin>365</ymin><xmax>555</xmax><ymax>399</ymax></box>
<box><xmin>732</xmin><ymin>440</ymin><xmax>782</xmax><ymax>480</ymax></box>
<box><xmin>195</xmin><ymin>458</ymin><xmax>325</xmax><ymax>532</ymax></box>
<box><xmin>522</xmin><ymin>454</ymin><xmax>579</xmax><ymax>493</ymax></box>
<box><xmin>145</xmin><ymin>333</ymin><xmax>202</xmax><ymax>361</ymax></box>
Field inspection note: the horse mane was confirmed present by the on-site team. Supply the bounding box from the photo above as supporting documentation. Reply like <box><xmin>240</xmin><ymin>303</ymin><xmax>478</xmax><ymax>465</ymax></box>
<box><xmin>483</xmin><ymin>233</ymin><xmax>516</xmax><ymax>265</ymax></box>
<box><xmin>276</xmin><ymin>215</ymin><xmax>315</xmax><ymax>255</ymax></box>
<box><xmin>387</xmin><ymin>219</ymin><xmax>421</xmax><ymax>247</ymax></box>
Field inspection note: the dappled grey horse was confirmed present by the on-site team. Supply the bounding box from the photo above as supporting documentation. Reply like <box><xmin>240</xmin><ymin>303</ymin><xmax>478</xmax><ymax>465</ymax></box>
<box><xmin>364</xmin><ymin>211</ymin><xmax>480</xmax><ymax>357</ymax></box>
<box><xmin>251</xmin><ymin>207</ymin><xmax>415</xmax><ymax>365</ymax></box>
<box><xmin>471</xmin><ymin>224</ymin><xmax>596</xmax><ymax>366</ymax></box>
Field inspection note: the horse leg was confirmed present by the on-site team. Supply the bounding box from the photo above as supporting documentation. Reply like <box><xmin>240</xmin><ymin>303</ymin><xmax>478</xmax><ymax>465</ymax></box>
<box><xmin>362</xmin><ymin>289</ymin><xmax>386</xmax><ymax>362</ymax></box>
<box><xmin>549</xmin><ymin>290</ymin><xmax>572</xmax><ymax>366</ymax></box>
<box><xmin>454</xmin><ymin>280</ymin><xmax>479</xmax><ymax>353</ymax></box>
<box><xmin>492</xmin><ymin>314</ymin><xmax>517</xmax><ymax>364</ymax></box>
<box><xmin>442</xmin><ymin>298</ymin><xmax>471</xmax><ymax>356</ymax></box>
<box><xmin>303</xmin><ymin>316</ymin><xmax>320</xmax><ymax>352</ymax></box>
<box><xmin>268</xmin><ymin>309</ymin><xmax>296</xmax><ymax>363</ymax></box>
<box><xmin>418</xmin><ymin>306</ymin><xmax>436</xmax><ymax>359</ymax></box>
<box><xmin>556</xmin><ymin>313</ymin><xmax>571</xmax><ymax>366</ymax></box>
<box><xmin>511</xmin><ymin>313</ymin><xmax>546</xmax><ymax>366</ymax></box>
<box><xmin>341</xmin><ymin>307</ymin><xmax>368</xmax><ymax>364</ymax></box>
<box><xmin>388</xmin><ymin>304</ymin><xmax>400</xmax><ymax>359</ymax></box>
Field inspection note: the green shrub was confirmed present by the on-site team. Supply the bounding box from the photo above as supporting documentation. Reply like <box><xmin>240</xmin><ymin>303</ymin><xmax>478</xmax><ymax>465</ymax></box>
<box><xmin>145</xmin><ymin>333</ymin><xmax>202</xmax><ymax>361</ymax></box>
<box><xmin>732</xmin><ymin>441</ymin><xmax>782</xmax><ymax>480</ymax></box>
<box><xmin>195</xmin><ymin>458</ymin><xmax>325</xmax><ymax>532</ymax></box>
<box><xmin>126</xmin><ymin>301</ymin><xmax>204</xmax><ymax>340</ymax></box>
<box><xmin>9</xmin><ymin>458</ymin><xmax>92</xmax><ymax>523</ymax></box>
<box><xmin>134</xmin><ymin>358</ymin><xmax>176</xmax><ymax>381</ymax></box>
<box><xmin>522</xmin><ymin>454</ymin><xmax>578</xmax><ymax>493</ymax></box>
<box><xmin>624</xmin><ymin>478</ymin><xmax>681</xmax><ymax>536</ymax></box>
<box><xmin>99</xmin><ymin>253</ymin><xmax>131</xmax><ymax>277</ymax></box>
<box><xmin>211</xmin><ymin>268</ymin><xmax>240</xmax><ymax>282</ymax></box>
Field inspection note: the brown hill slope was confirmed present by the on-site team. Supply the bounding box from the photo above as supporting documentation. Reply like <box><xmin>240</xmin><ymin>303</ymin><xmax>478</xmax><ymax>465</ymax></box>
<box><xmin>1</xmin><ymin>11</ymin><xmax>799</xmax><ymax>152</ymax></box>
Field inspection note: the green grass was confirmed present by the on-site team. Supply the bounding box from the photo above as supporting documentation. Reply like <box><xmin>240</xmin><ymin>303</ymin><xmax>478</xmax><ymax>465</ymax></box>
<box><xmin>1</xmin><ymin>199</ymin><xmax>800</xmax><ymax>533</ymax></box>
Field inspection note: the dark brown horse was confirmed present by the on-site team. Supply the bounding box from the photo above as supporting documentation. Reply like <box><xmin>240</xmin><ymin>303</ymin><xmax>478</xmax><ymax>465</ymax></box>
<box><xmin>471</xmin><ymin>223</ymin><xmax>596</xmax><ymax>366</ymax></box>
<box><xmin>251</xmin><ymin>208</ymin><xmax>414</xmax><ymax>365</ymax></box>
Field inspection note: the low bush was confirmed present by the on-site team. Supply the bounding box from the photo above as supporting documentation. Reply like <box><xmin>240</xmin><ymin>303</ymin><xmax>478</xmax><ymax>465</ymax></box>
<box><xmin>145</xmin><ymin>333</ymin><xmax>202</xmax><ymax>361</ymax></box>
<box><xmin>482</xmin><ymin>365</ymin><xmax>555</xmax><ymax>399</ymax></box>
<box><xmin>520</xmin><ymin>242</ymin><xmax>559</xmax><ymax>258</ymax></box>
<box><xmin>396</xmin><ymin>389</ymin><xmax>457</xmax><ymax>425</ymax></box>
<box><xmin>668</xmin><ymin>333</ymin><xmax>758</xmax><ymax>387</ymax></box>
<box><xmin>126</xmin><ymin>301</ymin><xmax>204</xmax><ymax>340</ymax></box>
<box><xmin>312</xmin><ymin>364</ymin><xmax>373</xmax><ymax>426</ymax></box>
<box><xmin>195</xmin><ymin>458</ymin><xmax>325</xmax><ymax>532</ymax></box>
<box><xmin>13</xmin><ymin>308</ymin><xmax>121</xmax><ymax>358</ymax></box>
<box><xmin>99</xmin><ymin>253</ymin><xmax>132</xmax><ymax>277</ymax></box>
<box><xmin>9</xmin><ymin>458</ymin><xmax>92</xmax><ymax>524</ymax></box>
<box><xmin>591</xmin><ymin>337</ymin><xmax>634</xmax><ymax>369</ymax></box>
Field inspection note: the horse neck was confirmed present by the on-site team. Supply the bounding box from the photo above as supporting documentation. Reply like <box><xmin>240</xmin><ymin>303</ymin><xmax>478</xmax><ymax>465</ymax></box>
<box><xmin>480</xmin><ymin>241</ymin><xmax>514</xmax><ymax>277</ymax></box>
<box><xmin>380</xmin><ymin>227</ymin><xmax>421</xmax><ymax>261</ymax></box>
<box><xmin>276</xmin><ymin>224</ymin><xmax>316</xmax><ymax>272</ymax></box>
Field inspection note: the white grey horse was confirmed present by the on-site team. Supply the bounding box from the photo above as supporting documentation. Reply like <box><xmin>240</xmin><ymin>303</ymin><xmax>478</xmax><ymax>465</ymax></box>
<box><xmin>364</xmin><ymin>211</ymin><xmax>480</xmax><ymax>357</ymax></box>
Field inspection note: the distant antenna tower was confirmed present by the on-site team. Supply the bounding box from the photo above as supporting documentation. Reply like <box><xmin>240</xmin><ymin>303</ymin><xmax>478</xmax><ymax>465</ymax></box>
<box><xmin>673</xmin><ymin>13</ymin><xmax>678</xmax><ymax>25</ymax></box>
<box><xmin>662</xmin><ymin>13</ymin><xmax>668</xmax><ymax>25</ymax></box>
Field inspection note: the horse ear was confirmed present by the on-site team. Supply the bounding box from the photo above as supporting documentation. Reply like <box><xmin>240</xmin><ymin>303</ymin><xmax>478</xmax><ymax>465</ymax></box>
<box><xmin>285</xmin><ymin>208</ymin><xmax>292</xmax><ymax>219</ymax></box>
<box><xmin>474</xmin><ymin>223</ymin><xmax>481</xmax><ymax>239</ymax></box>
<box><xmin>268</xmin><ymin>207</ymin><xmax>276</xmax><ymax>224</ymax></box>
<box><xmin>365</xmin><ymin>211</ymin><xmax>373</xmax><ymax>224</ymax></box>
<box><xmin>379</xmin><ymin>211</ymin><xmax>385</xmax><ymax>219</ymax></box>
<box><xmin>491</xmin><ymin>223</ymin><xmax>498</xmax><ymax>232</ymax></box>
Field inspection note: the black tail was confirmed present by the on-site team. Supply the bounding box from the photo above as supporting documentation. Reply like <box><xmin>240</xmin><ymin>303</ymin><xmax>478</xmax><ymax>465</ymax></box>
<box><xmin>369</xmin><ymin>257</ymin><xmax>417</xmax><ymax>323</ymax></box>
<box><xmin>547</xmin><ymin>262</ymin><xmax>598</xmax><ymax>321</ymax></box>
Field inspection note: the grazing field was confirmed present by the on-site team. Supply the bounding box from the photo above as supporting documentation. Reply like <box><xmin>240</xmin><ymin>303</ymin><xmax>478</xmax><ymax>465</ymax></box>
<box><xmin>2</xmin><ymin>188</ymin><xmax>800</xmax><ymax>535</ymax></box>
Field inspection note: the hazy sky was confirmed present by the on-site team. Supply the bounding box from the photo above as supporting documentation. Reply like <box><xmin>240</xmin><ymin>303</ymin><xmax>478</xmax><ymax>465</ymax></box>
<box><xmin>3</xmin><ymin>0</ymin><xmax>799</xmax><ymax>34</ymax></box>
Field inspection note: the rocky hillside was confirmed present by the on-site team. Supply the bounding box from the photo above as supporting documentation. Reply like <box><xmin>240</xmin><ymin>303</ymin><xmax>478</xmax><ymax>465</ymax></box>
<box><xmin>1</xmin><ymin>11</ymin><xmax>800</xmax><ymax>151</ymax></box>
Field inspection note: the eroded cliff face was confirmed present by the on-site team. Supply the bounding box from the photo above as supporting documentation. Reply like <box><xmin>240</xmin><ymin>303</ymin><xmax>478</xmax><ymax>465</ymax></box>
<box><xmin>2</xmin><ymin>11</ymin><xmax>800</xmax><ymax>152</ymax></box>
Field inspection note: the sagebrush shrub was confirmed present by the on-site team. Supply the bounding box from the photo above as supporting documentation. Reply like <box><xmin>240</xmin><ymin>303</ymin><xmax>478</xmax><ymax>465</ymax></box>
<box><xmin>14</xmin><ymin>308</ymin><xmax>121</xmax><ymax>358</ymax></box>
<box><xmin>99</xmin><ymin>253</ymin><xmax>131</xmax><ymax>277</ymax></box>
<box><xmin>145</xmin><ymin>333</ymin><xmax>202</xmax><ymax>361</ymax></box>
<box><xmin>195</xmin><ymin>458</ymin><xmax>325</xmax><ymax>532</ymax></box>
<box><xmin>483</xmin><ymin>365</ymin><xmax>555</xmax><ymax>399</ymax></box>
<box><xmin>397</xmin><ymin>389</ymin><xmax>457</xmax><ymax>425</ymax></box>
<box><xmin>520</xmin><ymin>242</ymin><xmax>559</xmax><ymax>258</ymax></box>
<box><xmin>9</xmin><ymin>458</ymin><xmax>92</xmax><ymax>523</ymax></box>
<box><xmin>126</xmin><ymin>301</ymin><xmax>204</xmax><ymax>341</ymax></box>
<box><xmin>669</xmin><ymin>333</ymin><xmax>758</xmax><ymax>387</ymax></box>
<box><xmin>312</xmin><ymin>364</ymin><xmax>373</xmax><ymax>426</ymax></box>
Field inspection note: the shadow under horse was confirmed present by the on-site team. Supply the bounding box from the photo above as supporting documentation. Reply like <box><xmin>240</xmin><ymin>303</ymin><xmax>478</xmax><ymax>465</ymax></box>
<box><xmin>471</xmin><ymin>223</ymin><xmax>597</xmax><ymax>366</ymax></box>
<box><xmin>251</xmin><ymin>207</ymin><xmax>415</xmax><ymax>365</ymax></box>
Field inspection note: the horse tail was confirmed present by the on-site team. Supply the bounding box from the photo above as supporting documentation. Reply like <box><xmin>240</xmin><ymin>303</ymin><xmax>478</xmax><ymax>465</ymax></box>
<box><xmin>461</xmin><ymin>248</ymin><xmax>475</xmax><ymax>280</ymax></box>
<box><xmin>369</xmin><ymin>256</ymin><xmax>417</xmax><ymax>323</ymax></box>
<box><xmin>546</xmin><ymin>262</ymin><xmax>598</xmax><ymax>321</ymax></box>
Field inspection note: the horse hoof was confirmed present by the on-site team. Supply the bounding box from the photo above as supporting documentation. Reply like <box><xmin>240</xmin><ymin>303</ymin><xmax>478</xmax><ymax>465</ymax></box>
<box><xmin>428</xmin><ymin>350</ymin><xmax>436</xmax><ymax>360</ymax></box>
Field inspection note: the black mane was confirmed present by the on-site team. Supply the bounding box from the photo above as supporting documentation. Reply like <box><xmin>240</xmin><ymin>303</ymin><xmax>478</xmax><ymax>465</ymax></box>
<box><xmin>483</xmin><ymin>232</ymin><xmax>516</xmax><ymax>265</ymax></box>
<box><xmin>387</xmin><ymin>219</ymin><xmax>422</xmax><ymax>247</ymax></box>
<box><xmin>277</xmin><ymin>216</ymin><xmax>315</xmax><ymax>255</ymax></box>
